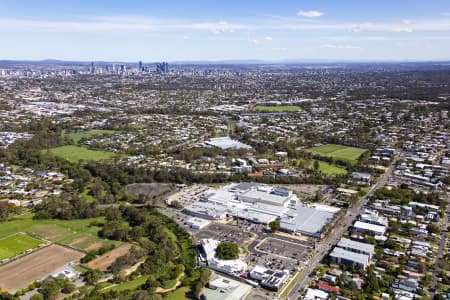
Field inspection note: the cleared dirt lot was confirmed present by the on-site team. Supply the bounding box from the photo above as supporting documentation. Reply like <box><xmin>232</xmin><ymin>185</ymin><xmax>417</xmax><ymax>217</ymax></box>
<box><xmin>0</xmin><ymin>244</ymin><xmax>84</xmax><ymax>293</ymax></box>
<box><xmin>87</xmin><ymin>243</ymin><xmax>132</xmax><ymax>271</ymax></box>
<box><xmin>127</xmin><ymin>183</ymin><xmax>172</xmax><ymax>200</ymax></box>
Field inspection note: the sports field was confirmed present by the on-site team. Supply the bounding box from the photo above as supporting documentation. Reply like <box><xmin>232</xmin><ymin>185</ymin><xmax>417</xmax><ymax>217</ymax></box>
<box><xmin>0</xmin><ymin>233</ymin><xmax>44</xmax><ymax>261</ymax></box>
<box><xmin>65</xmin><ymin>129</ymin><xmax>116</xmax><ymax>144</ymax></box>
<box><xmin>306</xmin><ymin>144</ymin><xmax>368</xmax><ymax>165</ymax></box>
<box><xmin>46</xmin><ymin>145</ymin><xmax>115</xmax><ymax>162</ymax></box>
<box><xmin>253</xmin><ymin>105</ymin><xmax>301</xmax><ymax>112</ymax></box>
<box><xmin>308</xmin><ymin>160</ymin><xmax>347</xmax><ymax>175</ymax></box>
<box><xmin>0</xmin><ymin>213</ymin><xmax>120</xmax><ymax>252</ymax></box>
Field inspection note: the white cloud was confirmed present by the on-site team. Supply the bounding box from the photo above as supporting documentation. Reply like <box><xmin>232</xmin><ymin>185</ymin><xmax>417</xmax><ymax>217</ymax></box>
<box><xmin>0</xmin><ymin>17</ymin><xmax>250</xmax><ymax>33</ymax></box>
<box><xmin>297</xmin><ymin>10</ymin><xmax>324</xmax><ymax>18</ymax></box>
<box><xmin>186</xmin><ymin>21</ymin><xmax>248</xmax><ymax>34</ymax></box>
<box><xmin>183</xmin><ymin>35</ymin><xmax>190</xmax><ymax>40</ymax></box>
<box><xmin>321</xmin><ymin>44</ymin><xmax>362</xmax><ymax>49</ymax></box>
<box><xmin>1</xmin><ymin>16</ymin><xmax>450</xmax><ymax>35</ymax></box>
<box><xmin>263</xmin><ymin>36</ymin><xmax>273</xmax><ymax>40</ymax></box>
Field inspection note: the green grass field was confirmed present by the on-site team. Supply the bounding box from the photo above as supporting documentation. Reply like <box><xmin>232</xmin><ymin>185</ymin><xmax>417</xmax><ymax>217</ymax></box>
<box><xmin>46</xmin><ymin>145</ymin><xmax>115</xmax><ymax>163</ymax></box>
<box><xmin>0</xmin><ymin>213</ymin><xmax>120</xmax><ymax>251</ymax></box>
<box><xmin>104</xmin><ymin>275</ymin><xmax>149</xmax><ymax>292</ymax></box>
<box><xmin>306</xmin><ymin>144</ymin><xmax>368</xmax><ymax>165</ymax></box>
<box><xmin>163</xmin><ymin>286</ymin><xmax>191</xmax><ymax>300</ymax></box>
<box><xmin>308</xmin><ymin>160</ymin><xmax>348</xmax><ymax>175</ymax></box>
<box><xmin>65</xmin><ymin>130</ymin><xmax>116</xmax><ymax>144</ymax></box>
<box><xmin>0</xmin><ymin>233</ymin><xmax>44</xmax><ymax>260</ymax></box>
<box><xmin>253</xmin><ymin>105</ymin><xmax>301</xmax><ymax>113</ymax></box>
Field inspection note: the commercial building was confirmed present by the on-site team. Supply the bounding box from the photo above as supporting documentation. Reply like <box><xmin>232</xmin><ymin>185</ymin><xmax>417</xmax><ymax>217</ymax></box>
<box><xmin>184</xmin><ymin>183</ymin><xmax>337</xmax><ymax>237</ymax></box>
<box><xmin>353</xmin><ymin>221</ymin><xmax>386</xmax><ymax>236</ymax></box>
<box><xmin>351</xmin><ymin>172</ymin><xmax>372</xmax><ymax>186</ymax></box>
<box><xmin>200</xmin><ymin>239</ymin><xmax>247</xmax><ymax>276</ymax></box>
<box><xmin>359</xmin><ymin>210</ymin><xmax>388</xmax><ymax>227</ymax></box>
<box><xmin>329</xmin><ymin>247</ymin><xmax>371</xmax><ymax>269</ymax></box>
<box><xmin>185</xmin><ymin>217</ymin><xmax>211</xmax><ymax>230</ymax></box>
<box><xmin>336</xmin><ymin>238</ymin><xmax>375</xmax><ymax>258</ymax></box>
<box><xmin>205</xmin><ymin>136</ymin><xmax>253</xmax><ymax>150</ymax></box>
<box><xmin>202</xmin><ymin>274</ymin><xmax>252</xmax><ymax>300</ymax></box>
<box><xmin>249</xmin><ymin>265</ymin><xmax>289</xmax><ymax>291</ymax></box>
<box><xmin>329</xmin><ymin>237</ymin><xmax>374</xmax><ymax>270</ymax></box>
<box><xmin>280</xmin><ymin>205</ymin><xmax>335</xmax><ymax>238</ymax></box>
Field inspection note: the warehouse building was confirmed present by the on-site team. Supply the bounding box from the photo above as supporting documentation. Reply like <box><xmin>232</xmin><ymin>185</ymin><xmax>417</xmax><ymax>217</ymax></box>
<box><xmin>185</xmin><ymin>217</ymin><xmax>211</xmax><ymax>230</ymax></box>
<box><xmin>337</xmin><ymin>238</ymin><xmax>375</xmax><ymax>258</ymax></box>
<box><xmin>329</xmin><ymin>237</ymin><xmax>374</xmax><ymax>270</ymax></box>
<box><xmin>353</xmin><ymin>221</ymin><xmax>386</xmax><ymax>236</ymax></box>
<box><xmin>329</xmin><ymin>247</ymin><xmax>371</xmax><ymax>269</ymax></box>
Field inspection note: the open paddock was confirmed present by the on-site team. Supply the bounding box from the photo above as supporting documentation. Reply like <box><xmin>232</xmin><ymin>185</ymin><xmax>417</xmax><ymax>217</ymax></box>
<box><xmin>87</xmin><ymin>244</ymin><xmax>133</xmax><ymax>271</ymax></box>
<box><xmin>306</xmin><ymin>144</ymin><xmax>368</xmax><ymax>165</ymax></box>
<box><xmin>0</xmin><ymin>244</ymin><xmax>84</xmax><ymax>293</ymax></box>
<box><xmin>45</xmin><ymin>145</ymin><xmax>115</xmax><ymax>163</ymax></box>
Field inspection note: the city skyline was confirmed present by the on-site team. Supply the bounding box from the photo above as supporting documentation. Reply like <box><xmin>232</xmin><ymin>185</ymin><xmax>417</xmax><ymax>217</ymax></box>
<box><xmin>1</xmin><ymin>0</ymin><xmax>450</xmax><ymax>62</ymax></box>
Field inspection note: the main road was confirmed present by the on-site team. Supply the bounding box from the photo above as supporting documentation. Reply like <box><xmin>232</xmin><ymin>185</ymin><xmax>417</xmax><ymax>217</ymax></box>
<box><xmin>286</xmin><ymin>160</ymin><xmax>397</xmax><ymax>300</ymax></box>
<box><xmin>429</xmin><ymin>198</ymin><xmax>449</xmax><ymax>298</ymax></box>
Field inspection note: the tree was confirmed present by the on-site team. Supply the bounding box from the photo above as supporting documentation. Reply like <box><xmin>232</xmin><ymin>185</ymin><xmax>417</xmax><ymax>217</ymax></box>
<box><xmin>40</xmin><ymin>278</ymin><xmax>63</xmax><ymax>300</ymax></box>
<box><xmin>30</xmin><ymin>294</ymin><xmax>44</xmax><ymax>300</ymax></box>
<box><xmin>84</xmin><ymin>269</ymin><xmax>102</xmax><ymax>285</ymax></box>
<box><xmin>0</xmin><ymin>202</ymin><xmax>9</xmax><ymax>221</ymax></box>
<box><xmin>215</xmin><ymin>242</ymin><xmax>239</xmax><ymax>260</ymax></box>
<box><xmin>170</xmin><ymin>200</ymin><xmax>183</xmax><ymax>210</ymax></box>
<box><xmin>269</xmin><ymin>220</ymin><xmax>281</xmax><ymax>232</ymax></box>
<box><xmin>427</xmin><ymin>223</ymin><xmax>441</xmax><ymax>234</ymax></box>
<box><xmin>314</xmin><ymin>190</ymin><xmax>323</xmax><ymax>202</ymax></box>
<box><xmin>313</xmin><ymin>160</ymin><xmax>320</xmax><ymax>171</ymax></box>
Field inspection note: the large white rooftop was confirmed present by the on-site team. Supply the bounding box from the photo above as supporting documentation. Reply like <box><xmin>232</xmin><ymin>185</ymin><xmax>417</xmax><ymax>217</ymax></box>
<box><xmin>200</xmin><ymin>239</ymin><xmax>247</xmax><ymax>275</ymax></box>
<box><xmin>185</xmin><ymin>183</ymin><xmax>336</xmax><ymax>237</ymax></box>
<box><xmin>205</xmin><ymin>136</ymin><xmax>252</xmax><ymax>150</ymax></box>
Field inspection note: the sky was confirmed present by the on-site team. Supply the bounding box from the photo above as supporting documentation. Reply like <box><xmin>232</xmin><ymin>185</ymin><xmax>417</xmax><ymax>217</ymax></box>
<box><xmin>1</xmin><ymin>0</ymin><xmax>450</xmax><ymax>62</ymax></box>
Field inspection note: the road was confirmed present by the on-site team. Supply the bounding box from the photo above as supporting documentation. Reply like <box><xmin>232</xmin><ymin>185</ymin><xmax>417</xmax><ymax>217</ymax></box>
<box><xmin>286</xmin><ymin>160</ymin><xmax>397</xmax><ymax>300</ymax></box>
<box><xmin>429</xmin><ymin>198</ymin><xmax>449</xmax><ymax>298</ymax></box>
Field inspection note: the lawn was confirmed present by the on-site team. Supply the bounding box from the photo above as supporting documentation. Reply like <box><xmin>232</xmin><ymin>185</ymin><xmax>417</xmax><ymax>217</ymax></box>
<box><xmin>308</xmin><ymin>160</ymin><xmax>348</xmax><ymax>175</ymax></box>
<box><xmin>46</xmin><ymin>145</ymin><xmax>115</xmax><ymax>163</ymax></box>
<box><xmin>0</xmin><ymin>233</ymin><xmax>44</xmax><ymax>260</ymax></box>
<box><xmin>253</xmin><ymin>105</ymin><xmax>301</xmax><ymax>113</ymax></box>
<box><xmin>0</xmin><ymin>213</ymin><xmax>120</xmax><ymax>252</ymax></box>
<box><xmin>104</xmin><ymin>275</ymin><xmax>149</xmax><ymax>292</ymax></box>
<box><xmin>65</xmin><ymin>130</ymin><xmax>116</xmax><ymax>144</ymax></box>
<box><xmin>306</xmin><ymin>144</ymin><xmax>368</xmax><ymax>165</ymax></box>
<box><xmin>164</xmin><ymin>286</ymin><xmax>191</xmax><ymax>300</ymax></box>
<box><xmin>81</xmin><ymin>185</ymin><xmax>96</xmax><ymax>203</ymax></box>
